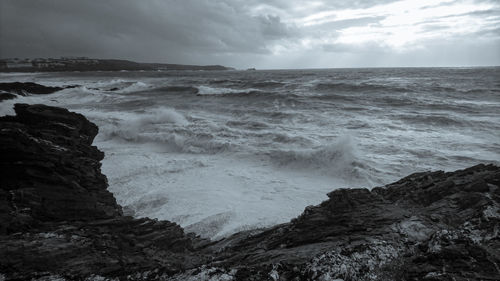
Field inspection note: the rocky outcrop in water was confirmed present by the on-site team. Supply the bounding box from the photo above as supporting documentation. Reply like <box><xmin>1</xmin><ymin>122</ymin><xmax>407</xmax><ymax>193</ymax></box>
<box><xmin>0</xmin><ymin>103</ymin><xmax>499</xmax><ymax>280</ymax></box>
<box><xmin>0</xmin><ymin>82</ymin><xmax>65</xmax><ymax>95</ymax></box>
<box><xmin>0</xmin><ymin>82</ymin><xmax>76</xmax><ymax>102</ymax></box>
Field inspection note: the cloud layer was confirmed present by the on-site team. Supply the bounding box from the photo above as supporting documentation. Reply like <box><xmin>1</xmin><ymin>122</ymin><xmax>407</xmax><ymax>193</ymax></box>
<box><xmin>1</xmin><ymin>0</ymin><xmax>499</xmax><ymax>68</ymax></box>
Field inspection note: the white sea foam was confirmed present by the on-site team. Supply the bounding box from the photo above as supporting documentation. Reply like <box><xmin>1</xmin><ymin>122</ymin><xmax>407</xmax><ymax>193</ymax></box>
<box><xmin>197</xmin><ymin>85</ymin><xmax>259</xmax><ymax>96</ymax></box>
<box><xmin>97</xmin><ymin>107</ymin><xmax>189</xmax><ymax>141</ymax></box>
<box><xmin>133</xmin><ymin>107</ymin><xmax>189</xmax><ymax>126</ymax></box>
<box><xmin>2</xmin><ymin>68</ymin><xmax>499</xmax><ymax>239</ymax></box>
<box><xmin>93</xmin><ymin>108</ymin><xmax>236</xmax><ymax>154</ymax></box>
<box><xmin>119</xmin><ymin>81</ymin><xmax>149</xmax><ymax>93</ymax></box>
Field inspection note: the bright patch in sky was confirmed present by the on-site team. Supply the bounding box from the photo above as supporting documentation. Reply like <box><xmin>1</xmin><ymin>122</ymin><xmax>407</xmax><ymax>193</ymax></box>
<box><xmin>1</xmin><ymin>0</ymin><xmax>499</xmax><ymax>67</ymax></box>
<box><xmin>291</xmin><ymin>0</ymin><xmax>499</xmax><ymax>50</ymax></box>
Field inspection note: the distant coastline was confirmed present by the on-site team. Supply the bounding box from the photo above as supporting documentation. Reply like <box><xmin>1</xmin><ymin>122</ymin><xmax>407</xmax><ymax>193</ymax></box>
<box><xmin>0</xmin><ymin>57</ymin><xmax>235</xmax><ymax>72</ymax></box>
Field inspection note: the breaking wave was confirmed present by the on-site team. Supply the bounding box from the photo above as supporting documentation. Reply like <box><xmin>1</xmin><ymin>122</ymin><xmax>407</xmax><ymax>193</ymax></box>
<box><xmin>87</xmin><ymin>79</ymin><xmax>150</xmax><ymax>93</ymax></box>
<box><xmin>397</xmin><ymin>114</ymin><xmax>466</xmax><ymax>126</ymax></box>
<box><xmin>133</xmin><ymin>86</ymin><xmax>200</xmax><ymax>95</ymax></box>
<box><xmin>99</xmin><ymin>107</ymin><xmax>233</xmax><ymax>154</ymax></box>
<box><xmin>314</xmin><ymin>82</ymin><xmax>410</xmax><ymax>93</ymax></box>
<box><xmin>267</xmin><ymin>135</ymin><xmax>376</xmax><ymax>184</ymax></box>
<box><xmin>197</xmin><ymin>85</ymin><xmax>263</xmax><ymax>96</ymax></box>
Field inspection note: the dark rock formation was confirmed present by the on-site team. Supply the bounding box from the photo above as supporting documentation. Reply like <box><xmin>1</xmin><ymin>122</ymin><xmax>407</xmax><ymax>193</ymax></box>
<box><xmin>0</xmin><ymin>92</ymin><xmax>17</xmax><ymax>101</ymax></box>
<box><xmin>205</xmin><ymin>165</ymin><xmax>500</xmax><ymax>280</ymax></box>
<box><xmin>0</xmin><ymin>104</ymin><xmax>120</xmax><ymax>231</ymax></box>
<box><xmin>0</xmin><ymin>83</ymin><xmax>79</xmax><ymax>102</ymax></box>
<box><xmin>0</xmin><ymin>82</ymin><xmax>65</xmax><ymax>96</ymax></box>
<box><xmin>0</xmin><ymin>103</ymin><xmax>499</xmax><ymax>280</ymax></box>
<box><xmin>0</xmin><ymin>104</ymin><xmax>208</xmax><ymax>280</ymax></box>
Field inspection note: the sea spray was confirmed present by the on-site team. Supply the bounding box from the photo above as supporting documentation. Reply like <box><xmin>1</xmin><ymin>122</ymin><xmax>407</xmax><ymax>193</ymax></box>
<box><xmin>1</xmin><ymin>67</ymin><xmax>498</xmax><ymax>239</ymax></box>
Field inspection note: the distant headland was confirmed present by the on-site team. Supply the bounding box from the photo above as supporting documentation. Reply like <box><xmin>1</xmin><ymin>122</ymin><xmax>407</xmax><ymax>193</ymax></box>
<box><xmin>0</xmin><ymin>57</ymin><xmax>235</xmax><ymax>72</ymax></box>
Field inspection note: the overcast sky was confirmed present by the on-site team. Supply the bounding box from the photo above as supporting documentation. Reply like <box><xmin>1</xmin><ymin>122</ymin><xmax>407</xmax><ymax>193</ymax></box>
<box><xmin>1</xmin><ymin>0</ymin><xmax>499</xmax><ymax>69</ymax></box>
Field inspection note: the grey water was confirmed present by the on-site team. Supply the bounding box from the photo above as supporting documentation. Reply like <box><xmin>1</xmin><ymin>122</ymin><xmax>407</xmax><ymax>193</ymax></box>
<box><xmin>1</xmin><ymin>67</ymin><xmax>499</xmax><ymax>238</ymax></box>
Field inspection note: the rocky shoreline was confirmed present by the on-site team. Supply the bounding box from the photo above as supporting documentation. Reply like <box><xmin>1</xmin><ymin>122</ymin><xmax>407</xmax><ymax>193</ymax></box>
<box><xmin>0</xmin><ymin>82</ymin><xmax>78</xmax><ymax>102</ymax></box>
<box><xmin>1</xmin><ymin>103</ymin><xmax>499</xmax><ymax>280</ymax></box>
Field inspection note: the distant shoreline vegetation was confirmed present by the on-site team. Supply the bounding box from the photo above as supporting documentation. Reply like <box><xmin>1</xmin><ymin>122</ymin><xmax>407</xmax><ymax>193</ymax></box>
<box><xmin>0</xmin><ymin>57</ymin><xmax>235</xmax><ymax>72</ymax></box>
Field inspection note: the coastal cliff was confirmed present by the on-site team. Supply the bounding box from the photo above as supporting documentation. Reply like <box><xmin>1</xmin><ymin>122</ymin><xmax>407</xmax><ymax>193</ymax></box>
<box><xmin>0</xmin><ymin>58</ymin><xmax>234</xmax><ymax>72</ymax></box>
<box><xmin>0</xmin><ymin>104</ymin><xmax>208</xmax><ymax>279</ymax></box>
<box><xmin>0</xmin><ymin>104</ymin><xmax>499</xmax><ymax>280</ymax></box>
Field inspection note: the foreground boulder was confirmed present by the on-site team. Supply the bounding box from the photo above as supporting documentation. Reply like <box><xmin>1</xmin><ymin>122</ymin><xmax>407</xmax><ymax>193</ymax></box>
<box><xmin>0</xmin><ymin>104</ymin><xmax>207</xmax><ymax>279</ymax></box>
<box><xmin>0</xmin><ymin>103</ymin><xmax>499</xmax><ymax>280</ymax></box>
<box><xmin>0</xmin><ymin>104</ymin><xmax>121</xmax><ymax>231</ymax></box>
<box><xmin>206</xmin><ymin>165</ymin><xmax>500</xmax><ymax>281</ymax></box>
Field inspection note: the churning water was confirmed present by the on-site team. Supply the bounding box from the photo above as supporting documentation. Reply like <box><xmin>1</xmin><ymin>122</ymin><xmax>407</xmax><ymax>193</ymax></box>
<box><xmin>1</xmin><ymin>67</ymin><xmax>499</xmax><ymax>238</ymax></box>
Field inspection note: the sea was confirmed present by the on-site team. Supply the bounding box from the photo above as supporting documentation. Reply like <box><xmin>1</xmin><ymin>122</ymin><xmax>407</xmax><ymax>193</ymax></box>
<box><xmin>1</xmin><ymin>67</ymin><xmax>499</xmax><ymax>238</ymax></box>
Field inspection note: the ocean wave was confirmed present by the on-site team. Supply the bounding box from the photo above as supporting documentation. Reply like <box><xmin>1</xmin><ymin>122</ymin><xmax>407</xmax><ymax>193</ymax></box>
<box><xmin>266</xmin><ymin>135</ymin><xmax>374</xmax><ymax>182</ymax></box>
<box><xmin>119</xmin><ymin>81</ymin><xmax>149</xmax><ymax>93</ymax></box>
<box><xmin>196</xmin><ymin>85</ymin><xmax>264</xmax><ymax>96</ymax></box>
<box><xmin>161</xmin><ymin>86</ymin><xmax>199</xmax><ymax>93</ymax></box>
<box><xmin>99</xmin><ymin>107</ymin><xmax>233</xmax><ymax>154</ymax></box>
<box><xmin>208</xmin><ymin>79</ymin><xmax>285</xmax><ymax>89</ymax></box>
<box><xmin>314</xmin><ymin>82</ymin><xmax>410</xmax><ymax>93</ymax></box>
<box><xmin>394</xmin><ymin>114</ymin><xmax>468</xmax><ymax>127</ymax></box>
<box><xmin>247</xmin><ymin>81</ymin><xmax>285</xmax><ymax>88</ymax></box>
<box><xmin>226</xmin><ymin>120</ymin><xmax>270</xmax><ymax>130</ymax></box>
<box><xmin>270</xmin><ymin>133</ymin><xmax>312</xmax><ymax>145</ymax></box>
<box><xmin>99</xmin><ymin>107</ymin><xmax>188</xmax><ymax>139</ymax></box>
<box><xmin>428</xmin><ymin>85</ymin><xmax>457</xmax><ymax>93</ymax></box>
<box><xmin>109</xmin><ymin>130</ymin><xmax>233</xmax><ymax>154</ymax></box>
<box><xmin>374</xmin><ymin>95</ymin><xmax>415</xmax><ymax>107</ymax></box>
<box><xmin>208</xmin><ymin>79</ymin><xmax>242</xmax><ymax>85</ymax></box>
<box><xmin>83</xmin><ymin>79</ymin><xmax>150</xmax><ymax>93</ymax></box>
<box><xmin>247</xmin><ymin>132</ymin><xmax>313</xmax><ymax>146</ymax></box>
<box><xmin>309</xmin><ymin>93</ymin><xmax>356</xmax><ymax>102</ymax></box>
<box><xmin>94</xmin><ymin>78</ymin><xmax>129</xmax><ymax>87</ymax></box>
<box><xmin>118</xmin><ymin>85</ymin><xmax>200</xmax><ymax>98</ymax></box>
<box><xmin>136</xmin><ymin>107</ymin><xmax>189</xmax><ymax>126</ymax></box>
<box><xmin>48</xmin><ymin>86</ymin><xmax>111</xmax><ymax>104</ymax></box>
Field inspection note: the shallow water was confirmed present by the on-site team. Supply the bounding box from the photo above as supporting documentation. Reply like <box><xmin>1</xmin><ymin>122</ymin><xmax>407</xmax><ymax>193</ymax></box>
<box><xmin>1</xmin><ymin>67</ymin><xmax>499</xmax><ymax>238</ymax></box>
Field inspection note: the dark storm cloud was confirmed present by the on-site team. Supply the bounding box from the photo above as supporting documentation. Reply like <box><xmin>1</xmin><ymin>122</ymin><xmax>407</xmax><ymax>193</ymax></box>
<box><xmin>1</xmin><ymin>0</ymin><xmax>499</xmax><ymax>68</ymax></box>
<box><xmin>0</xmin><ymin>0</ymin><xmax>293</xmax><ymax>64</ymax></box>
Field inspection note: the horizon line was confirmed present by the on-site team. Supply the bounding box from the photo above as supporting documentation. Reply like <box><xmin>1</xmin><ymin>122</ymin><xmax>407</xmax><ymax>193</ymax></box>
<box><xmin>1</xmin><ymin>56</ymin><xmax>499</xmax><ymax>71</ymax></box>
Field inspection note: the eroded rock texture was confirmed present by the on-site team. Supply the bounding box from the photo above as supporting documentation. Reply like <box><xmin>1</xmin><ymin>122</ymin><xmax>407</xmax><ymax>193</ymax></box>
<box><xmin>0</xmin><ymin>82</ymin><xmax>64</xmax><ymax>96</ymax></box>
<box><xmin>207</xmin><ymin>165</ymin><xmax>500</xmax><ymax>281</ymax></box>
<box><xmin>0</xmin><ymin>82</ymin><xmax>78</xmax><ymax>102</ymax></box>
<box><xmin>0</xmin><ymin>104</ymin><xmax>207</xmax><ymax>280</ymax></box>
<box><xmin>0</xmin><ymin>103</ymin><xmax>121</xmax><ymax>231</ymax></box>
<box><xmin>0</xmin><ymin>103</ymin><xmax>498</xmax><ymax>281</ymax></box>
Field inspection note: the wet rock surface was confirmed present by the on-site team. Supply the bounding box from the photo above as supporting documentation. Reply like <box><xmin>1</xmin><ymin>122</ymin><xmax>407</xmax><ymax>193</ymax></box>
<box><xmin>209</xmin><ymin>165</ymin><xmax>500</xmax><ymax>281</ymax></box>
<box><xmin>0</xmin><ymin>92</ymin><xmax>17</xmax><ymax>101</ymax></box>
<box><xmin>0</xmin><ymin>104</ymin><xmax>499</xmax><ymax>280</ymax></box>
<box><xmin>0</xmin><ymin>104</ymin><xmax>208</xmax><ymax>280</ymax></box>
<box><xmin>0</xmin><ymin>82</ymin><xmax>65</xmax><ymax>96</ymax></box>
<box><xmin>0</xmin><ymin>82</ymin><xmax>78</xmax><ymax>102</ymax></box>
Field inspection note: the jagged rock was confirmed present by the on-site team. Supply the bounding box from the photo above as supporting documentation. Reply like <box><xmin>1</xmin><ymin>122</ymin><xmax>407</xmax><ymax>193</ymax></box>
<box><xmin>0</xmin><ymin>104</ymin><xmax>121</xmax><ymax>233</ymax></box>
<box><xmin>204</xmin><ymin>164</ymin><xmax>500</xmax><ymax>281</ymax></box>
<box><xmin>0</xmin><ymin>103</ymin><xmax>499</xmax><ymax>280</ymax></box>
<box><xmin>0</xmin><ymin>217</ymin><xmax>206</xmax><ymax>279</ymax></box>
<box><xmin>0</xmin><ymin>82</ymin><xmax>64</xmax><ymax>96</ymax></box>
<box><xmin>0</xmin><ymin>104</ymin><xmax>208</xmax><ymax>280</ymax></box>
<box><xmin>0</xmin><ymin>92</ymin><xmax>17</xmax><ymax>101</ymax></box>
